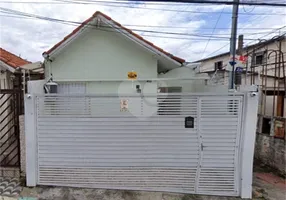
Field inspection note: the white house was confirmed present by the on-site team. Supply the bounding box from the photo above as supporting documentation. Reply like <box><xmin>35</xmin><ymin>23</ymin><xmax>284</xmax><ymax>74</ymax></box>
<box><xmin>42</xmin><ymin>11</ymin><xmax>189</xmax><ymax>95</ymax></box>
<box><xmin>23</xmin><ymin>12</ymin><xmax>261</xmax><ymax>198</ymax></box>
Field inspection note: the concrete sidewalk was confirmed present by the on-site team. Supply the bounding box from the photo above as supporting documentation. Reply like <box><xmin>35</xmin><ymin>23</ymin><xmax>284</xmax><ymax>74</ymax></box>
<box><xmin>252</xmin><ymin>172</ymin><xmax>286</xmax><ymax>200</ymax></box>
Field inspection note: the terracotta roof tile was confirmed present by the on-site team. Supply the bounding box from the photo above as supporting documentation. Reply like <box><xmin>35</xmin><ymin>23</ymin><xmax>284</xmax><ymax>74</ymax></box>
<box><xmin>44</xmin><ymin>11</ymin><xmax>185</xmax><ymax>64</ymax></box>
<box><xmin>0</xmin><ymin>48</ymin><xmax>30</xmax><ymax>69</ymax></box>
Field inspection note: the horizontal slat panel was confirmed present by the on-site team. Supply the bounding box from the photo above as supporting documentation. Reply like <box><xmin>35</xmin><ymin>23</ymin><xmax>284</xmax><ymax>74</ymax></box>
<box><xmin>38</xmin><ymin>126</ymin><xmax>193</xmax><ymax>130</ymax></box>
<box><xmin>198</xmin><ymin>96</ymin><xmax>241</xmax><ymax>195</ymax></box>
<box><xmin>39</xmin><ymin>162</ymin><xmax>200</xmax><ymax>167</ymax></box>
<box><xmin>38</xmin><ymin>146</ymin><xmax>200</xmax><ymax>151</ymax></box>
<box><xmin>37</xmin><ymin>120</ymin><xmax>197</xmax><ymax>125</ymax></box>
<box><xmin>39</xmin><ymin>142</ymin><xmax>199</xmax><ymax>147</ymax></box>
<box><xmin>39</xmin><ymin>154</ymin><xmax>200</xmax><ymax>159</ymax></box>
<box><xmin>36</xmin><ymin>93</ymin><xmax>243</xmax><ymax>196</ymax></box>
<box><xmin>38</xmin><ymin>149</ymin><xmax>199</xmax><ymax>154</ymax></box>
<box><xmin>38</xmin><ymin>124</ymin><xmax>196</xmax><ymax>129</ymax></box>
<box><xmin>38</xmin><ymin>135</ymin><xmax>199</xmax><ymax>139</ymax></box>
<box><xmin>38</xmin><ymin>167</ymin><xmax>196</xmax><ymax>193</ymax></box>
<box><xmin>38</xmin><ymin>138</ymin><xmax>199</xmax><ymax>143</ymax></box>
<box><xmin>37</xmin><ymin>129</ymin><xmax>198</xmax><ymax>134</ymax></box>
<box><xmin>37</xmin><ymin>117</ymin><xmax>191</xmax><ymax>122</ymax></box>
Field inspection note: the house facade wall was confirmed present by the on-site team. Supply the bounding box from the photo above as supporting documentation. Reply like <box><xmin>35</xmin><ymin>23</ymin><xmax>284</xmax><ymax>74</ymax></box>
<box><xmin>199</xmin><ymin>38</ymin><xmax>286</xmax><ymax>76</ymax></box>
<box><xmin>200</xmin><ymin>56</ymin><xmax>229</xmax><ymax>73</ymax></box>
<box><xmin>45</xmin><ymin>28</ymin><xmax>158</xmax><ymax>94</ymax></box>
<box><xmin>199</xmin><ymin>39</ymin><xmax>285</xmax><ymax>117</ymax></box>
<box><xmin>0</xmin><ymin>68</ymin><xmax>13</xmax><ymax>89</ymax></box>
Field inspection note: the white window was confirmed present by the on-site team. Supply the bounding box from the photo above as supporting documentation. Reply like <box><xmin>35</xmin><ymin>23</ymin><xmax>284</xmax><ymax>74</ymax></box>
<box><xmin>56</xmin><ymin>82</ymin><xmax>89</xmax><ymax>115</ymax></box>
<box><xmin>58</xmin><ymin>82</ymin><xmax>86</xmax><ymax>94</ymax></box>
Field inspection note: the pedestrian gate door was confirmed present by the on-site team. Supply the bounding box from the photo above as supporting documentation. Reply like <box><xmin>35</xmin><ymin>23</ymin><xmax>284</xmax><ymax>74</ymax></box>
<box><xmin>26</xmin><ymin>93</ymin><xmax>247</xmax><ymax>196</ymax></box>
<box><xmin>0</xmin><ymin>89</ymin><xmax>21</xmax><ymax>173</ymax></box>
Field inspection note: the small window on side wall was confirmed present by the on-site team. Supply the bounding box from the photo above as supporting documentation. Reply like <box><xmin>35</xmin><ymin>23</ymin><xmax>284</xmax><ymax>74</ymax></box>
<box><xmin>214</xmin><ymin>61</ymin><xmax>223</xmax><ymax>71</ymax></box>
<box><xmin>255</xmin><ymin>55</ymin><xmax>264</xmax><ymax>65</ymax></box>
<box><xmin>253</xmin><ymin>51</ymin><xmax>266</xmax><ymax>66</ymax></box>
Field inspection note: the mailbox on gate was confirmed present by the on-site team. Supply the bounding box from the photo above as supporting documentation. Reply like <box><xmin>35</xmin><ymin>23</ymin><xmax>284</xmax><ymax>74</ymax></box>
<box><xmin>185</xmin><ymin>116</ymin><xmax>194</xmax><ymax>128</ymax></box>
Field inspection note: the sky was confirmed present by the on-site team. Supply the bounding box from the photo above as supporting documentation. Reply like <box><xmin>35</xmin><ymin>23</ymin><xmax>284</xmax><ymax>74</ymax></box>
<box><xmin>0</xmin><ymin>0</ymin><xmax>285</xmax><ymax>63</ymax></box>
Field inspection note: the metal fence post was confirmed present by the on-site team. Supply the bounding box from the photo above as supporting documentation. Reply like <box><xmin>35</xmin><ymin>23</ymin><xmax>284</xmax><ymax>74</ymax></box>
<box><xmin>240</xmin><ymin>91</ymin><xmax>259</xmax><ymax>198</ymax></box>
<box><xmin>25</xmin><ymin>94</ymin><xmax>37</xmax><ymax>186</ymax></box>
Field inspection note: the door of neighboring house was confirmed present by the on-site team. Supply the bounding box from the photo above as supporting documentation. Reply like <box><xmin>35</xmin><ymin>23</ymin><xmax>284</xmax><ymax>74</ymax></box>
<box><xmin>0</xmin><ymin>88</ymin><xmax>21</xmax><ymax>177</ymax></box>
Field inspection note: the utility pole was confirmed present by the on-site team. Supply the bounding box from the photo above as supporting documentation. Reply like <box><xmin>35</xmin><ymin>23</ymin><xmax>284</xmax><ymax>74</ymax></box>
<box><xmin>229</xmin><ymin>0</ymin><xmax>240</xmax><ymax>89</ymax></box>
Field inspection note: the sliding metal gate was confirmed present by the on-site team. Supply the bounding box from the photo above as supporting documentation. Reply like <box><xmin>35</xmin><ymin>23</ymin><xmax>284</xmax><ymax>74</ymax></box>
<box><xmin>31</xmin><ymin>93</ymin><xmax>244</xmax><ymax>196</ymax></box>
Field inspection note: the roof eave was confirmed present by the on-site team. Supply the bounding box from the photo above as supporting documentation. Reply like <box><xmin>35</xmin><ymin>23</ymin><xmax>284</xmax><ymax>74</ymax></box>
<box><xmin>0</xmin><ymin>60</ymin><xmax>16</xmax><ymax>73</ymax></box>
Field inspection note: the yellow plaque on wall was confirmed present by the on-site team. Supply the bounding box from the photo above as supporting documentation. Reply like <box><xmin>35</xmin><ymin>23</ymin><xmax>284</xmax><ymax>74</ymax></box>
<box><xmin>128</xmin><ymin>71</ymin><xmax>137</xmax><ymax>80</ymax></box>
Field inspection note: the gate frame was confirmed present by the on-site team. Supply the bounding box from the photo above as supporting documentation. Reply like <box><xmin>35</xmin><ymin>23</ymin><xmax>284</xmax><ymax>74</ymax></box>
<box><xmin>239</xmin><ymin>90</ymin><xmax>259</xmax><ymax>198</ymax></box>
<box><xmin>24</xmin><ymin>86</ymin><xmax>259</xmax><ymax>199</ymax></box>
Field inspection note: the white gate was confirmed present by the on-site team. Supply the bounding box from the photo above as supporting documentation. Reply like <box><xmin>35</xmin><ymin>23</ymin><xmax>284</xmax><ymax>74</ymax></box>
<box><xmin>25</xmin><ymin>92</ymin><xmax>259</xmax><ymax>198</ymax></box>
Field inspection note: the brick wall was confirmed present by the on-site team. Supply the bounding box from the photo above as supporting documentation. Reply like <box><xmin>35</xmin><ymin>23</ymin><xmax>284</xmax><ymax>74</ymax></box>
<box><xmin>255</xmin><ymin>134</ymin><xmax>286</xmax><ymax>176</ymax></box>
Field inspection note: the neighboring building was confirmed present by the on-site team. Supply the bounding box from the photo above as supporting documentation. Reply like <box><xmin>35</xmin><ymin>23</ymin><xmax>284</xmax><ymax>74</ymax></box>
<box><xmin>196</xmin><ymin>36</ymin><xmax>285</xmax><ymax>91</ymax></box>
<box><xmin>0</xmin><ymin>48</ymin><xmax>43</xmax><ymax>111</ymax></box>
<box><xmin>194</xmin><ymin>36</ymin><xmax>286</xmax><ymax>176</ymax></box>
<box><xmin>0</xmin><ymin>48</ymin><xmax>30</xmax><ymax>90</ymax></box>
<box><xmin>0</xmin><ymin>48</ymin><xmax>43</xmax><ymax>177</ymax></box>
<box><xmin>42</xmin><ymin>11</ymin><xmax>185</xmax><ymax>95</ymax></box>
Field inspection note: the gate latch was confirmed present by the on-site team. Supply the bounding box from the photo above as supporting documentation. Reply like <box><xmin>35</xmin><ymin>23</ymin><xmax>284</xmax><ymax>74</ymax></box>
<box><xmin>185</xmin><ymin>116</ymin><xmax>194</xmax><ymax>128</ymax></box>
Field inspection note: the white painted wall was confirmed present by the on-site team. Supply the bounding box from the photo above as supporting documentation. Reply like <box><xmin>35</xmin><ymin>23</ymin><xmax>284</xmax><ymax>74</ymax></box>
<box><xmin>199</xmin><ymin>56</ymin><xmax>229</xmax><ymax>73</ymax></box>
<box><xmin>46</xmin><ymin>28</ymin><xmax>158</xmax><ymax>94</ymax></box>
<box><xmin>158</xmin><ymin>67</ymin><xmax>210</xmax><ymax>92</ymax></box>
<box><xmin>199</xmin><ymin>39</ymin><xmax>286</xmax><ymax>77</ymax></box>
<box><xmin>86</xmin><ymin>81</ymin><xmax>157</xmax><ymax>94</ymax></box>
<box><xmin>158</xmin><ymin>67</ymin><xmax>229</xmax><ymax>93</ymax></box>
<box><xmin>259</xmin><ymin>93</ymin><xmax>278</xmax><ymax>116</ymax></box>
<box><xmin>0</xmin><ymin>72</ymin><xmax>7</xmax><ymax>89</ymax></box>
<box><xmin>205</xmin><ymin>72</ymin><xmax>281</xmax><ymax>92</ymax></box>
<box><xmin>27</xmin><ymin>80</ymin><xmax>45</xmax><ymax>94</ymax></box>
<box><xmin>0</xmin><ymin>68</ymin><xmax>12</xmax><ymax>89</ymax></box>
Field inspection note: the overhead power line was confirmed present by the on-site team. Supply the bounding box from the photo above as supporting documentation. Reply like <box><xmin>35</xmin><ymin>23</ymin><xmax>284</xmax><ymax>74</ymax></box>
<box><xmin>1</xmin><ymin>13</ymin><xmax>282</xmax><ymax>30</ymax></box>
<box><xmin>1</xmin><ymin>1</ymin><xmax>286</xmax><ymax>15</ymax></box>
<box><xmin>1</xmin><ymin>7</ymin><xmax>282</xmax><ymax>41</ymax></box>
<box><xmin>201</xmin><ymin>5</ymin><xmax>225</xmax><ymax>58</ymax></box>
<box><xmin>204</xmin><ymin>11</ymin><xmax>286</xmax><ymax>58</ymax></box>
<box><xmin>204</xmin><ymin>27</ymin><xmax>286</xmax><ymax>58</ymax></box>
<box><xmin>126</xmin><ymin>0</ymin><xmax>286</xmax><ymax>7</ymax></box>
<box><xmin>6</xmin><ymin>0</ymin><xmax>282</xmax><ymax>7</ymax></box>
<box><xmin>55</xmin><ymin>0</ymin><xmax>286</xmax><ymax>7</ymax></box>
